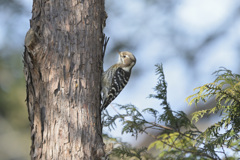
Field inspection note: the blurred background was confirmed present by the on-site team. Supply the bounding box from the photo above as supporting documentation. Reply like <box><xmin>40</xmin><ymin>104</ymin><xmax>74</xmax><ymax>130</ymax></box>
<box><xmin>0</xmin><ymin>0</ymin><xmax>239</xmax><ymax>159</ymax></box>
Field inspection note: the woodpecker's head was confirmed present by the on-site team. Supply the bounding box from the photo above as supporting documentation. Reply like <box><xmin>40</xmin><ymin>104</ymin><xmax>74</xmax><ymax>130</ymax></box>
<box><xmin>118</xmin><ymin>51</ymin><xmax>136</xmax><ymax>72</ymax></box>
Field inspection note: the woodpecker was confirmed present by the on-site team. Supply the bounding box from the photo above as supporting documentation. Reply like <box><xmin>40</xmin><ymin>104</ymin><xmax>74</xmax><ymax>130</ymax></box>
<box><xmin>101</xmin><ymin>51</ymin><xmax>136</xmax><ymax>111</ymax></box>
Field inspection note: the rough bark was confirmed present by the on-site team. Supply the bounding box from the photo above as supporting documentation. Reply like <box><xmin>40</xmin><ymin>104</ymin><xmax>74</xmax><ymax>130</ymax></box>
<box><xmin>23</xmin><ymin>0</ymin><xmax>107</xmax><ymax>159</ymax></box>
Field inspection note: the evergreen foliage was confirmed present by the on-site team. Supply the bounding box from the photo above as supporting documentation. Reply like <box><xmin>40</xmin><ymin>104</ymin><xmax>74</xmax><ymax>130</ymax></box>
<box><xmin>103</xmin><ymin>65</ymin><xmax>240</xmax><ymax>159</ymax></box>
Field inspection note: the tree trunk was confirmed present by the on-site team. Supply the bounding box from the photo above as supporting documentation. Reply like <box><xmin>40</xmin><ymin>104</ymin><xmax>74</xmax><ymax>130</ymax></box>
<box><xmin>23</xmin><ymin>0</ymin><xmax>106</xmax><ymax>159</ymax></box>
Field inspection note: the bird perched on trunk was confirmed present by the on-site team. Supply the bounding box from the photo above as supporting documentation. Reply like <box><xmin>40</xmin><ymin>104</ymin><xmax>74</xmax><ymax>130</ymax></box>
<box><xmin>101</xmin><ymin>51</ymin><xmax>136</xmax><ymax>111</ymax></box>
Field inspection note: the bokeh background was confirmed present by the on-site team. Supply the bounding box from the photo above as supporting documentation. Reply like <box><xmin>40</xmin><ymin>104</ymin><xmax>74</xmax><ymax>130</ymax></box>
<box><xmin>0</xmin><ymin>0</ymin><xmax>240</xmax><ymax>159</ymax></box>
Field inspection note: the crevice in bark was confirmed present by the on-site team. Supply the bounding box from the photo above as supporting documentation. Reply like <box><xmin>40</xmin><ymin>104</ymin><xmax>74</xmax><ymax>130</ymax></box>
<box><xmin>54</xmin><ymin>80</ymin><xmax>60</xmax><ymax>96</ymax></box>
<box><xmin>40</xmin><ymin>106</ymin><xmax>45</xmax><ymax>143</ymax></box>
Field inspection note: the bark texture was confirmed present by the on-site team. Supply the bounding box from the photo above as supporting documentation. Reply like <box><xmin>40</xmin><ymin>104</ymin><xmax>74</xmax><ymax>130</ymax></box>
<box><xmin>23</xmin><ymin>0</ymin><xmax>106</xmax><ymax>159</ymax></box>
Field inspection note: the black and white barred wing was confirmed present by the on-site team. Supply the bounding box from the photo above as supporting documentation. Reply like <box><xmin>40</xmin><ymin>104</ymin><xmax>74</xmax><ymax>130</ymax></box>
<box><xmin>101</xmin><ymin>68</ymin><xmax>130</xmax><ymax>110</ymax></box>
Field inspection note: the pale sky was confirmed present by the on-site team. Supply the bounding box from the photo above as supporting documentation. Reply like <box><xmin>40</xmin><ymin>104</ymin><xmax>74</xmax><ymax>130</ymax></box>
<box><xmin>104</xmin><ymin>0</ymin><xmax>240</xmax><ymax>143</ymax></box>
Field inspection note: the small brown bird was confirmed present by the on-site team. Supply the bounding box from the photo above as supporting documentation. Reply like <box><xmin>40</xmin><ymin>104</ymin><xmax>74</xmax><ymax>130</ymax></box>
<box><xmin>101</xmin><ymin>51</ymin><xmax>136</xmax><ymax>111</ymax></box>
